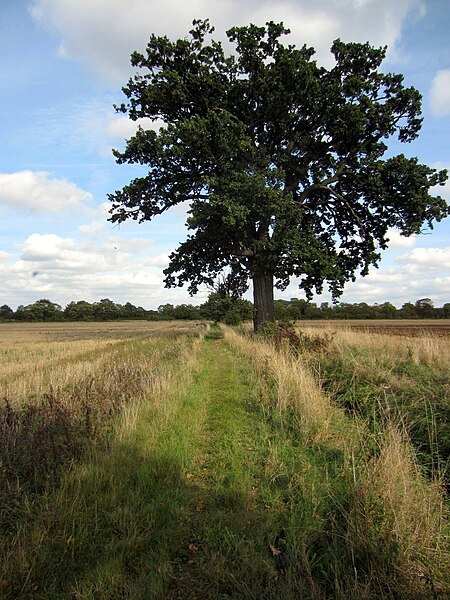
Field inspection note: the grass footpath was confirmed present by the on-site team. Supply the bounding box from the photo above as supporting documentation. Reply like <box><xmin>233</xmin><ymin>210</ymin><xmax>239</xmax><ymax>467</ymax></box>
<box><xmin>4</xmin><ymin>325</ymin><xmax>353</xmax><ymax>600</ymax></box>
<box><xmin>3</xmin><ymin>324</ymin><xmax>448</xmax><ymax>599</ymax></box>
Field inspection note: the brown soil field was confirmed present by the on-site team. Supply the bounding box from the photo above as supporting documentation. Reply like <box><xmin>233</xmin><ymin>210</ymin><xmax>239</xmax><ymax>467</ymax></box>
<box><xmin>296</xmin><ymin>319</ymin><xmax>450</xmax><ymax>337</ymax></box>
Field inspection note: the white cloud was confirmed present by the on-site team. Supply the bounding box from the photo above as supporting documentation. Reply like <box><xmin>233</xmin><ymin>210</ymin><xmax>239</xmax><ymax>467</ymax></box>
<box><xmin>78</xmin><ymin>221</ymin><xmax>105</xmax><ymax>235</ymax></box>
<box><xmin>93</xmin><ymin>201</ymin><xmax>112</xmax><ymax>219</ymax></box>
<box><xmin>20</xmin><ymin>233</ymin><xmax>105</xmax><ymax>271</ymax></box>
<box><xmin>0</xmin><ymin>230</ymin><xmax>206</xmax><ymax>308</ymax></box>
<box><xmin>0</xmin><ymin>232</ymin><xmax>164</xmax><ymax>305</ymax></box>
<box><xmin>29</xmin><ymin>0</ymin><xmax>425</xmax><ymax>84</ymax></box>
<box><xmin>0</xmin><ymin>171</ymin><xmax>93</xmax><ymax>213</ymax></box>
<box><xmin>399</xmin><ymin>246</ymin><xmax>450</xmax><ymax>272</ymax></box>
<box><xmin>429</xmin><ymin>69</ymin><xmax>450</xmax><ymax>117</ymax></box>
<box><xmin>278</xmin><ymin>246</ymin><xmax>450</xmax><ymax>307</ymax></box>
<box><xmin>145</xmin><ymin>253</ymin><xmax>170</xmax><ymax>267</ymax></box>
<box><xmin>17</xmin><ymin>232</ymin><xmax>154</xmax><ymax>274</ymax></box>
<box><xmin>385</xmin><ymin>228</ymin><xmax>417</xmax><ymax>248</ymax></box>
<box><xmin>106</xmin><ymin>115</ymin><xmax>165</xmax><ymax>140</ymax></box>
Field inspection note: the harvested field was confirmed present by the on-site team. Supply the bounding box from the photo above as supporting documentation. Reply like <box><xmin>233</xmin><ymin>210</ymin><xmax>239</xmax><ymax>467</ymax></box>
<box><xmin>0</xmin><ymin>319</ymin><xmax>205</xmax><ymax>344</ymax></box>
<box><xmin>295</xmin><ymin>318</ymin><xmax>450</xmax><ymax>337</ymax></box>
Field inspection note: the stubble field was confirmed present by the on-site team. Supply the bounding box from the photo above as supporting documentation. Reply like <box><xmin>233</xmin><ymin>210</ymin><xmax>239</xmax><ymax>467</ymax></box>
<box><xmin>293</xmin><ymin>318</ymin><xmax>450</xmax><ymax>337</ymax></box>
<box><xmin>0</xmin><ymin>319</ymin><xmax>449</xmax><ymax>599</ymax></box>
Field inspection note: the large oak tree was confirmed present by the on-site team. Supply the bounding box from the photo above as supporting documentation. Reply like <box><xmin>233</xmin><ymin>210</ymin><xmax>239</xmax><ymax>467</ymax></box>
<box><xmin>108</xmin><ymin>20</ymin><xmax>448</xmax><ymax>331</ymax></box>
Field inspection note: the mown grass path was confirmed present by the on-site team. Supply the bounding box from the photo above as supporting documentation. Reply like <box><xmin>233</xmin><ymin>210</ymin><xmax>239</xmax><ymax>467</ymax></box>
<box><xmin>11</xmin><ymin>330</ymin><xmax>348</xmax><ymax>600</ymax></box>
<box><xmin>162</xmin><ymin>333</ymin><xmax>348</xmax><ymax>600</ymax></box>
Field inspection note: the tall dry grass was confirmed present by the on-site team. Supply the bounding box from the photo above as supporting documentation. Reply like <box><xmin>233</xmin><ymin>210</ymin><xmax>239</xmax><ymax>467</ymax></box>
<box><xmin>349</xmin><ymin>425</ymin><xmax>449</xmax><ymax>598</ymax></box>
<box><xmin>1</xmin><ymin>326</ymin><xmax>205</xmax><ymax>598</ymax></box>
<box><xmin>223</xmin><ymin>325</ymin><xmax>342</xmax><ymax>445</ymax></box>
<box><xmin>0</xmin><ymin>321</ymin><xmax>207</xmax><ymax>404</ymax></box>
<box><xmin>0</xmin><ymin>321</ymin><xmax>207</xmax><ymax>538</ymax></box>
<box><xmin>225</xmin><ymin>323</ymin><xmax>450</xmax><ymax>597</ymax></box>
<box><xmin>297</xmin><ymin>322</ymin><xmax>449</xmax><ymax>369</ymax></box>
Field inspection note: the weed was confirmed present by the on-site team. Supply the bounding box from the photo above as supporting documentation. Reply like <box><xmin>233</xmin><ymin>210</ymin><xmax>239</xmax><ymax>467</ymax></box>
<box><xmin>258</xmin><ymin>320</ymin><xmax>334</xmax><ymax>355</ymax></box>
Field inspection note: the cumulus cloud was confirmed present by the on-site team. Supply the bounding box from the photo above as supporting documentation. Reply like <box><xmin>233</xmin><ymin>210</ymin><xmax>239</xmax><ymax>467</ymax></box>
<box><xmin>0</xmin><ymin>232</ymin><xmax>167</xmax><ymax>306</ymax></box>
<box><xmin>29</xmin><ymin>0</ymin><xmax>425</xmax><ymax>84</ymax></box>
<box><xmin>18</xmin><ymin>232</ymin><xmax>156</xmax><ymax>273</ymax></box>
<box><xmin>20</xmin><ymin>233</ymin><xmax>107</xmax><ymax>271</ymax></box>
<box><xmin>145</xmin><ymin>253</ymin><xmax>170</xmax><ymax>268</ymax></box>
<box><xmin>429</xmin><ymin>69</ymin><xmax>450</xmax><ymax>117</ymax></box>
<box><xmin>0</xmin><ymin>171</ymin><xmax>93</xmax><ymax>213</ymax></box>
<box><xmin>385</xmin><ymin>228</ymin><xmax>417</xmax><ymax>248</ymax></box>
<box><xmin>78</xmin><ymin>221</ymin><xmax>105</xmax><ymax>236</ymax></box>
<box><xmin>0</xmin><ymin>228</ymin><xmax>209</xmax><ymax>309</ymax></box>
<box><xmin>399</xmin><ymin>246</ymin><xmax>450</xmax><ymax>273</ymax></box>
<box><xmin>278</xmin><ymin>244</ymin><xmax>450</xmax><ymax>307</ymax></box>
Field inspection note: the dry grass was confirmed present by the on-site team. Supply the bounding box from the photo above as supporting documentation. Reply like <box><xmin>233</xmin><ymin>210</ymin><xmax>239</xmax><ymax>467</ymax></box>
<box><xmin>293</xmin><ymin>318</ymin><xmax>450</xmax><ymax>337</ymax></box>
<box><xmin>349</xmin><ymin>425</ymin><xmax>449</xmax><ymax>597</ymax></box>
<box><xmin>2</xmin><ymin>320</ymin><xmax>449</xmax><ymax>597</ymax></box>
<box><xmin>1</xmin><ymin>327</ymin><xmax>205</xmax><ymax>598</ymax></box>
<box><xmin>225</xmin><ymin>323</ymin><xmax>450</xmax><ymax>597</ymax></box>
<box><xmin>0</xmin><ymin>321</ymin><xmax>207</xmax><ymax>535</ymax></box>
<box><xmin>0</xmin><ymin>319</ymin><xmax>204</xmax><ymax>344</ymax></box>
<box><xmin>296</xmin><ymin>321</ymin><xmax>449</xmax><ymax>368</ymax></box>
<box><xmin>223</xmin><ymin>325</ymin><xmax>352</xmax><ymax>447</ymax></box>
<box><xmin>0</xmin><ymin>321</ymin><xmax>207</xmax><ymax>406</ymax></box>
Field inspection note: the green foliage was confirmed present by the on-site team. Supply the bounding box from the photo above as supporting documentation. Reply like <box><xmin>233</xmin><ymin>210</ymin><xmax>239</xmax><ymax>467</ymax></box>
<box><xmin>0</xmin><ymin>304</ymin><xmax>13</xmax><ymax>320</ymax></box>
<box><xmin>64</xmin><ymin>300</ymin><xmax>94</xmax><ymax>321</ymax></box>
<box><xmin>415</xmin><ymin>297</ymin><xmax>435</xmax><ymax>318</ymax></box>
<box><xmin>201</xmin><ymin>292</ymin><xmax>253</xmax><ymax>325</ymax></box>
<box><xmin>92</xmin><ymin>298</ymin><xmax>122</xmax><ymax>321</ymax></box>
<box><xmin>109</xmin><ymin>19</ymin><xmax>448</xmax><ymax>317</ymax></box>
<box><xmin>14</xmin><ymin>298</ymin><xmax>63</xmax><ymax>321</ymax></box>
<box><xmin>172</xmin><ymin>303</ymin><xmax>202</xmax><ymax>320</ymax></box>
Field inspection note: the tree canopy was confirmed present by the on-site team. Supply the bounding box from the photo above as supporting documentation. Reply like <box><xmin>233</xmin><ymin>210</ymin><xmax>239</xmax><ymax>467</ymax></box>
<box><xmin>108</xmin><ymin>20</ymin><xmax>449</xmax><ymax>330</ymax></box>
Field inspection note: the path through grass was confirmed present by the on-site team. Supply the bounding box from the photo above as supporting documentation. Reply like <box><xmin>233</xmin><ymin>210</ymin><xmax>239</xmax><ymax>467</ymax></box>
<box><xmin>4</xmin><ymin>326</ymin><xmax>447</xmax><ymax>599</ymax></box>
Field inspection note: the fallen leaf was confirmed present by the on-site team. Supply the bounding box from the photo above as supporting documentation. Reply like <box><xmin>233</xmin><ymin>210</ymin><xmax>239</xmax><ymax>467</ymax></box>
<box><xmin>186</xmin><ymin>472</ymin><xmax>193</xmax><ymax>480</ymax></box>
<box><xmin>269</xmin><ymin>544</ymin><xmax>281</xmax><ymax>556</ymax></box>
<box><xmin>188</xmin><ymin>543</ymin><xmax>198</xmax><ymax>554</ymax></box>
<box><xmin>66</xmin><ymin>535</ymin><xmax>74</xmax><ymax>546</ymax></box>
<box><xmin>195</xmin><ymin>499</ymin><xmax>205</xmax><ymax>512</ymax></box>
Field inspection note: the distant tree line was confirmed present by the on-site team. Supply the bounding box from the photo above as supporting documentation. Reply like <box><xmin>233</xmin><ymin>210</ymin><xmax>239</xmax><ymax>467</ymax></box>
<box><xmin>0</xmin><ymin>294</ymin><xmax>253</xmax><ymax>325</ymax></box>
<box><xmin>274</xmin><ymin>297</ymin><xmax>450</xmax><ymax>320</ymax></box>
<box><xmin>0</xmin><ymin>296</ymin><xmax>449</xmax><ymax>324</ymax></box>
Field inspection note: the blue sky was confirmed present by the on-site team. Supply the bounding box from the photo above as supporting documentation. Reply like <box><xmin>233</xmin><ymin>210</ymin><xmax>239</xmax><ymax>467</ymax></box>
<box><xmin>0</xmin><ymin>0</ymin><xmax>449</xmax><ymax>311</ymax></box>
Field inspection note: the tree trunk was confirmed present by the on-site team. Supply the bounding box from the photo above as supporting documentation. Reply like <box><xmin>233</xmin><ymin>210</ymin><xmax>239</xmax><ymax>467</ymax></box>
<box><xmin>252</xmin><ymin>271</ymin><xmax>275</xmax><ymax>332</ymax></box>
